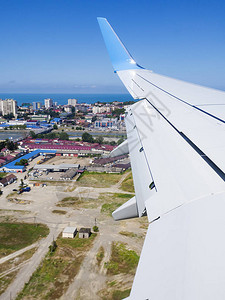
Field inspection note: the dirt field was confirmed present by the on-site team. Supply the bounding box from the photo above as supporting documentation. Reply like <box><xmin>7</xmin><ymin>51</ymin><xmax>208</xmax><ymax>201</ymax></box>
<box><xmin>45</xmin><ymin>156</ymin><xmax>92</xmax><ymax>167</ymax></box>
<box><xmin>0</xmin><ymin>165</ymin><xmax>147</xmax><ymax>300</ymax></box>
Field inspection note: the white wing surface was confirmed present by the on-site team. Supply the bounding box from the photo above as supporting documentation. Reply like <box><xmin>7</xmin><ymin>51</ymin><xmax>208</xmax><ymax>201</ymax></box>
<box><xmin>98</xmin><ymin>17</ymin><xmax>225</xmax><ymax>299</ymax></box>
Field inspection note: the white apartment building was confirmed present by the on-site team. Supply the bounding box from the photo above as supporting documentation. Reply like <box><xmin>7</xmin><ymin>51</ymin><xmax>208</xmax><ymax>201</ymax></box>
<box><xmin>68</xmin><ymin>98</ymin><xmax>77</xmax><ymax>106</ymax></box>
<box><xmin>8</xmin><ymin>120</ymin><xmax>26</xmax><ymax>126</ymax></box>
<box><xmin>64</xmin><ymin>105</ymin><xmax>72</xmax><ymax>113</ymax></box>
<box><xmin>44</xmin><ymin>98</ymin><xmax>53</xmax><ymax>109</ymax></box>
<box><xmin>92</xmin><ymin>106</ymin><xmax>111</xmax><ymax>114</ymax></box>
<box><xmin>0</xmin><ymin>99</ymin><xmax>17</xmax><ymax>116</ymax></box>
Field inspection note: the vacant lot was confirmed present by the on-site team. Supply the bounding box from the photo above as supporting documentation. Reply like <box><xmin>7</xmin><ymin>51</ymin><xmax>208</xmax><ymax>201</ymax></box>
<box><xmin>0</xmin><ymin>223</ymin><xmax>49</xmax><ymax>258</ymax></box>
<box><xmin>56</xmin><ymin>196</ymin><xmax>98</xmax><ymax>209</ymax></box>
<box><xmin>99</xmin><ymin>242</ymin><xmax>139</xmax><ymax>300</ymax></box>
<box><xmin>100</xmin><ymin>193</ymin><xmax>134</xmax><ymax>216</ymax></box>
<box><xmin>0</xmin><ymin>248</ymin><xmax>36</xmax><ymax>295</ymax></box>
<box><xmin>57</xmin><ymin>193</ymin><xmax>134</xmax><ymax>213</ymax></box>
<box><xmin>120</xmin><ymin>172</ymin><xmax>135</xmax><ymax>193</ymax></box>
<box><xmin>105</xmin><ymin>242</ymin><xmax>139</xmax><ymax>275</ymax></box>
<box><xmin>16</xmin><ymin>234</ymin><xmax>97</xmax><ymax>300</ymax></box>
<box><xmin>77</xmin><ymin>172</ymin><xmax>124</xmax><ymax>188</ymax></box>
<box><xmin>45</xmin><ymin>156</ymin><xmax>91</xmax><ymax>167</ymax></box>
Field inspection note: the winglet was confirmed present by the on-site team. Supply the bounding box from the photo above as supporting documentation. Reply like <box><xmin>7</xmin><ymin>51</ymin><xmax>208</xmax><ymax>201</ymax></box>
<box><xmin>97</xmin><ymin>17</ymin><xmax>144</xmax><ymax>72</ymax></box>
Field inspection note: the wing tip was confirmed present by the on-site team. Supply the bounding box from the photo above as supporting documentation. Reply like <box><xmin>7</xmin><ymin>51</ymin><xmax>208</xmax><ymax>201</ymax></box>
<box><xmin>97</xmin><ymin>17</ymin><xmax>144</xmax><ymax>71</ymax></box>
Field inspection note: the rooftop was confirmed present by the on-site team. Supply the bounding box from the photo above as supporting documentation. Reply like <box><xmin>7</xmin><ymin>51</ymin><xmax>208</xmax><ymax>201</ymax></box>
<box><xmin>79</xmin><ymin>228</ymin><xmax>91</xmax><ymax>233</ymax></box>
<box><xmin>63</xmin><ymin>227</ymin><xmax>77</xmax><ymax>234</ymax></box>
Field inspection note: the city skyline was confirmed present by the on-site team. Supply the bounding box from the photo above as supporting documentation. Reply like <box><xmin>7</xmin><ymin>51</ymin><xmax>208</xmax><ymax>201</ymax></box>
<box><xmin>1</xmin><ymin>0</ymin><xmax>225</xmax><ymax>93</ymax></box>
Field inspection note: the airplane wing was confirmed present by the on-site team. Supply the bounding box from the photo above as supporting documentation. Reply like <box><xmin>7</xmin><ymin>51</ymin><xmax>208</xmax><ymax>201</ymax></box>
<box><xmin>97</xmin><ymin>18</ymin><xmax>225</xmax><ymax>299</ymax></box>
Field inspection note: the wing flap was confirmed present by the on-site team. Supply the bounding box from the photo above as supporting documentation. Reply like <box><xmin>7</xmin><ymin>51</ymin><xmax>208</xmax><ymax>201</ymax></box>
<box><xmin>129</xmin><ymin>192</ymin><xmax>225</xmax><ymax>300</ymax></box>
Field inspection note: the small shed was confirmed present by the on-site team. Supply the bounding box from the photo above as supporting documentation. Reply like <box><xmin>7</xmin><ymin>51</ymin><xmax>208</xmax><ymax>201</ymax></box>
<box><xmin>79</xmin><ymin>228</ymin><xmax>91</xmax><ymax>239</ymax></box>
<box><xmin>0</xmin><ymin>177</ymin><xmax>8</xmax><ymax>187</ymax></box>
<box><xmin>6</xmin><ymin>174</ymin><xmax>17</xmax><ymax>184</ymax></box>
<box><xmin>62</xmin><ymin>227</ymin><xmax>77</xmax><ymax>238</ymax></box>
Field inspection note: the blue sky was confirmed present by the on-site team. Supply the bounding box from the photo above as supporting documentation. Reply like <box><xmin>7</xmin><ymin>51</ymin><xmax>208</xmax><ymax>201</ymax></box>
<box><xmin>0</xmin><ymin>0</ymin><xmax>225</xmax><ymax>93</ymax></box>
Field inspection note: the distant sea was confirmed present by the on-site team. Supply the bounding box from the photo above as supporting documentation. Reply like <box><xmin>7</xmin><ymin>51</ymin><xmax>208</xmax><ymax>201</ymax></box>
<box><xmin>0</xmin><ymin>93</ymin><xmax>134</xmax><ymax>106</ymax></box>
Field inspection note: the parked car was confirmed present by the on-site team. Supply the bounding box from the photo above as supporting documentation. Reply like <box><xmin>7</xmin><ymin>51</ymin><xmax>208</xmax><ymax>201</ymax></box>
<box><xmin>13</xmin><ymin>189</ymin><xmax>17</xmax><ymax>192</ymax></box>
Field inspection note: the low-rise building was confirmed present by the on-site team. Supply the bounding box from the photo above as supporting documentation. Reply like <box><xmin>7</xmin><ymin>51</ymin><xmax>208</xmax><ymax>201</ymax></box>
<box><xmin>79</xmin><ymin>228</ymin><xmax>91</xmax><ymax>239</ymax></box>
<box><xmin>0</xmin><ymin>174</ymin><xmax>17</xmax><ymax>187</ymax></box>
<box><xmin>94</xmin><ymin>118</ymin><xmax>118</xmax><ymax>129</ymax></box>
<box><xmin>60</xmin><ymin>168</ymin><xmax>78</xmax><ymax>180</ymax></box>
<box><xmin>62</xmin><ymin>227</ymin><xmax>77</xmax><ymax>238</ymax></box>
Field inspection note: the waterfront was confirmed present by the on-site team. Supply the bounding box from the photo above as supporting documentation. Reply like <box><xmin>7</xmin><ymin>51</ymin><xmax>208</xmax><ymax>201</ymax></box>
<box><xmin>0</xmin><ymin>93</ymin><xmax>134</xmax><ymax>106</ymax></box>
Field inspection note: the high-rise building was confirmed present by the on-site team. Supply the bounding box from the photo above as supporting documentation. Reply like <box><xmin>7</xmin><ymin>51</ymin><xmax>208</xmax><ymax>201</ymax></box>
<box><xmin>68</xmin><ymin>98</ymin><xmax>77</xmax><ymax>106</ymax></box>
<box><xmin>44</xmin><ymin>98</ymin><xmax>53</xmax><ymax>109</ymax></box>
<box><xmin>0</xmin><ymin>99</ymin><xmax>17</xmax><ymax>116</ymax></box>
<box><xmin>33</xmin><ymin>102</ymin><xmax>41</xmax><ymax>110</ymax></box>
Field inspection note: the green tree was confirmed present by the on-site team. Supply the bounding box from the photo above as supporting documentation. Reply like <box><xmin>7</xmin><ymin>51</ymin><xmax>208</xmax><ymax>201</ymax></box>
<box><xmin>19</xmin><ymin>179</ymin><xmax>24</xmax><ymax>190</ymax></box>
<box><xmin>112</xmin><ymin>108</ymin><xmax>125</xmax><ymax>118</ymax></box>
<box><xmin>59</xmin><ymin>132</ymin><xmax>69</xmax><ymax>140</ymax></box>
<box><xmin>93</xmin><ymin>226</ymin><xmax>99</xmax><ymax>232</ymax></box>
<box><xmin>6</xmin><ymin>140</ymin><xmax>18</xmax><ymax>151</ymax></box>
<box><xmin>4</xmin><ymin>113</ymin><xmax>14</xmax><ymax>120</ymax></box>
<box><xmin>29</xmin><ymin>131</ymin><xmax>37</xmax><ymax>138</ymax></box>
<box><xmin>53</xmin><ymin>124</ymin><xmax>58</xmax><ymax>130</ymax></box>
<box><xmin>95</xmin><ymin>136</ymin><xmax>104</xmax><ymax>145</ymax></box>
<box><xmin>0</xmin><ymin>141</ymin><xmax>6</xmax><ymax>151</ymax></box>
<box><xmin>15</xmin><ymin>159</ymin><xmax>28</xmax><ymax>166</ymax></box>
<box><xmin>82</xmin><ymin>132</ymin><xmax>94</xmax><ymax>143</ymax></box>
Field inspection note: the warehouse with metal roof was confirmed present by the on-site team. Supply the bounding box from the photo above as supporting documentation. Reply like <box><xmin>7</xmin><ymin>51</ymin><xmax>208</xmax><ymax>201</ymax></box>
<box><xmin>0</xmin><ymin>149</ymin><xmax>56</xmax><ymax>172</ymax></box>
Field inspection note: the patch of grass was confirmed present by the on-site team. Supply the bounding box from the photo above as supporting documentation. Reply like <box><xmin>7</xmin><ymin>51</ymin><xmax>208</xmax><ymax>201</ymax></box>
<box><xmin>120</xmin><ymin>172</ymin><xmax>135</xmax><ymax>193</ymax></box>
<box><xmin>56</xmin><ymin>196</ymin><xmax>97</xmax><ymax>209</ymax></box>
<box><xmin>0</xmin><ymin>223</ymin><xmax>49</xmax><ymax>258</ymax></box>
<box><xmin>0</xmin><ymin>248</ymin><xmax>36</xmax><ymax>295</ymax></box>
<box><xmin>30</xmin><ymin>180</ymin><xmax>68</xmax><ymax>186</ymax></box>
<box><xmin>57</xmin><ymin>196</ymin><xmax>82</xmax><ymax>207</ymax></box>
<box><xmin>100</xmin><ymin>193</ymin><xmax>134</xmax><ymax>216</ymax></box>
<box><xmin>108</xmin><ymin>280</ymin><xmax>117</xmax><ymax>287</ymax></box>
<box><xmin>101</xmin><ymin>203</ymin><xmax>122</xmax><ymax>216</ymax></box>
<box><xmin>16</xmin><ymin>234</ymin><xmax>97</xmax><ymax>300</ymax></box>
<box><xmin>138</xmin><ymin>216</ymin><xmax>149</xmax><ymax>230</ymax></box>
<box><xmin>113</xmin><ymin>193</ymin><xmax>134</xmax><ymax>198</ymax></box>
<box><xmin>76</xmin><ymin>171</ymin><xmax>123</xmax><ymax>188</ymax></box>
<box><xmin>100</xmin><ymin>281</ymin><xmax>132</xmax><ymax>299</ymax></box>
<box><xmin>105</xmin><ymin>242</ymin><xmax>139</xmax><ymax>275</ymax></box>
<box><xmin>119</xmin><ymin>231</ymin><xmax>141</xmax><ymax>239</ymax></box>
<box><xmin>58</xmin><ymin>233</ymin><xmax>97</xmax><ymax>250</ymax></box>
<box><xmin>0</xmin><ymin>209</ymin><xmax>30</xmax><ymax>214</ymax></box>
<box><xmin>52</xmin><ymin>209</ymin><xmax>67</xmax><ymax>215</ymax></box>
<box><xmin>96</xmin><ymin>246</ymin><xmax>104</xmax><ymax>266</ymax></box>
<box><xmin>112</xmin><ymin>289</ymin><xmax>131</xmax><ymax>300</ymax></box>
<box><xmin>0</xmin><ymin>172</ymin><xmax>8</xmax><ymax>179</ymax></box>
<box><xmin>0</xmin><ymin>271</ymin><xmax>17</xmax><ymax>296</ymax></box>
